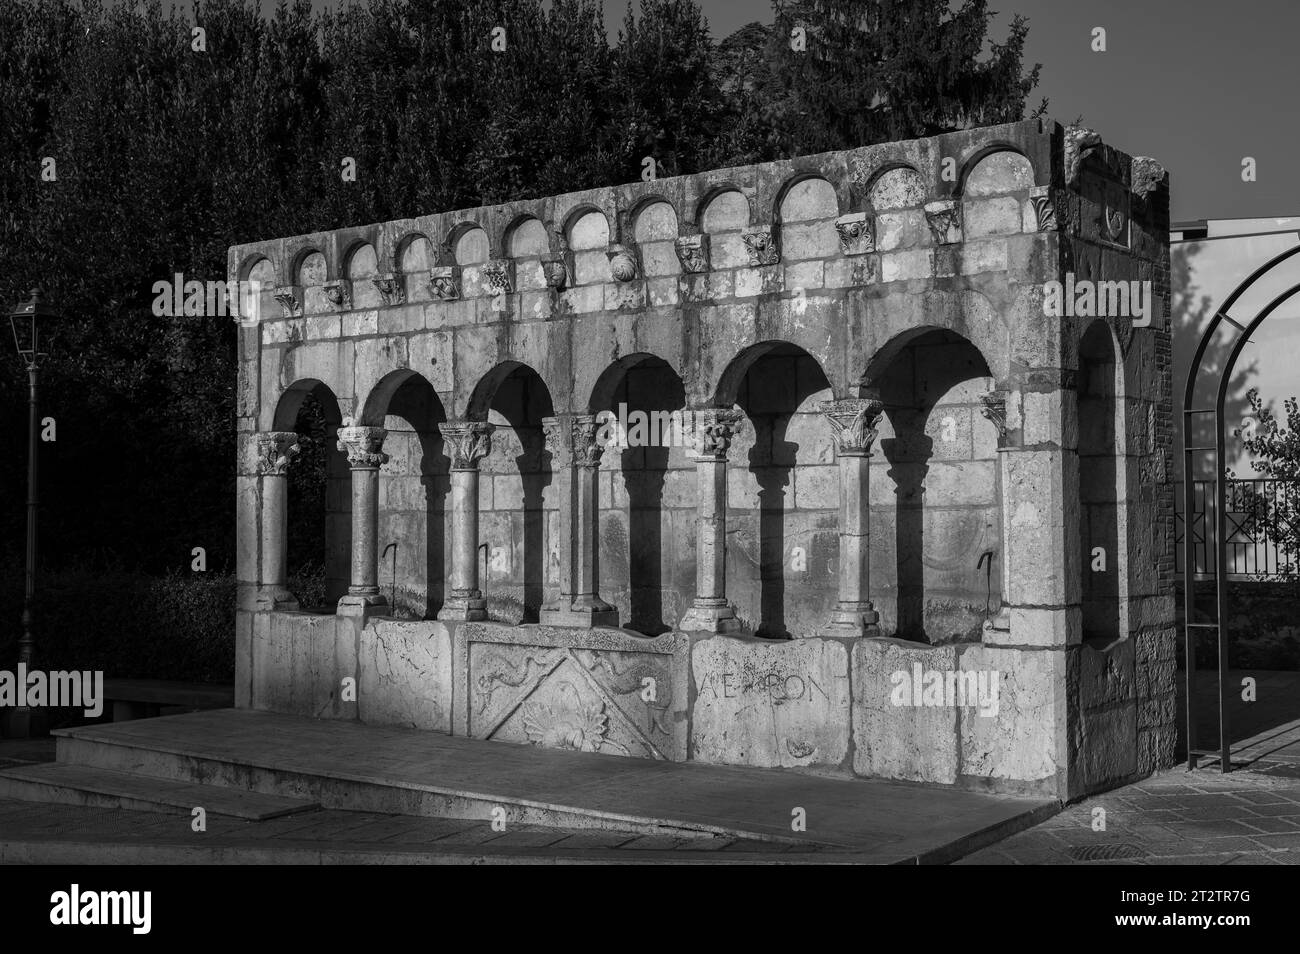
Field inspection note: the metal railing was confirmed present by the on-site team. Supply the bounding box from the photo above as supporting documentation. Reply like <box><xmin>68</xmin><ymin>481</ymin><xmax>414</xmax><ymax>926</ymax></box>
<box><xmin>1175</xmin><ymin>478</ymin><xmax>1300</xmax><ymax>579</ymax></box>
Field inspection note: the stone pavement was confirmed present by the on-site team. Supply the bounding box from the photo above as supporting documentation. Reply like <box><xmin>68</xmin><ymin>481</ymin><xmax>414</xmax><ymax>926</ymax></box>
<box><xmin>960</xmin><ymin>763</ymin><xmax>1300</xmax><ymax>865</ymax></box>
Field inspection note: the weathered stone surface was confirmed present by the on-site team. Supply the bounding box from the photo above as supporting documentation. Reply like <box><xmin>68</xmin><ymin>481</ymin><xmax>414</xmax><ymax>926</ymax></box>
<box><xmin>691</xmin><ymin>635</ymin><xmax>850</xmax><ymax>770</ymax></box>
<box><xmin>357</xmin><ymin>619</ymin><xmax>453</xmax><ymax>732</ymax></box>
<box><xmin>958</xmin><ymin>643</ymin><xmax>1064</xmax><ymax>787</ymax></box>
<box><xmin>852</xmin><ymin>638</ymin><xmax>960</xmax><ymax>783</ymax></box>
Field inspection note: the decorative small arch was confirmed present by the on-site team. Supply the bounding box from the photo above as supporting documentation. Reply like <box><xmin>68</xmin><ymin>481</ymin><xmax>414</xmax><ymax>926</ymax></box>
<box><xmin>631</xmin><ymin>199</ymin><xmax>680</xmax><ymax>244</ymax></box>
<box><xmin>775</xmin><ymin>174</ymin><xmax>841</xmax><ymax>223</ymax></box>
<box><xmin>395</xmin><ymin>233</ymin><xmax>434</xmax><ymax>273</ymax></box>
<box><xmin>866</xmin><ymin>165</ymin><xmax>926</xmax><ymax>211</ymax></box>
<box><xmin>505</xmin><ymin>216</ymin><xmax>550</xmax><ymax>258</ymax></box>
<box><xmin>698</xmin><ymin>187</ymin><xmax>752</xmax><ymax>233</ymax></box>
<box><xmin>293</xmin><ymin>248</ymin><xmax>327</xmax><ymax>286</ymax></box>
<box><xmin>958</xmin><ymin>145</ymin><xmax>1036</xmax><ymax>197</ymax></box>
<box><xmin>449</xmin><ymin>223</ymin><xmax>490</xmax><ymax>265</ymax></box>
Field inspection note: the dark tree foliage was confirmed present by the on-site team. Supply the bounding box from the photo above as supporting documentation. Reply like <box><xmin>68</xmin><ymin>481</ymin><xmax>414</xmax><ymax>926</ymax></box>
<box><xmin>0</xmin><ymin>0</ymin><xmax>1040</xmax><ymax>577</ymax></box>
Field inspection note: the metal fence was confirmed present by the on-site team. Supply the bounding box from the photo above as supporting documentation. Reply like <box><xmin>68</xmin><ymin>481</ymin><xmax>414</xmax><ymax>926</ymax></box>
<box><xmin>1175</xmin><ymin>478</ymin><xmax>1300</xmax><ymax>579</ymax></box>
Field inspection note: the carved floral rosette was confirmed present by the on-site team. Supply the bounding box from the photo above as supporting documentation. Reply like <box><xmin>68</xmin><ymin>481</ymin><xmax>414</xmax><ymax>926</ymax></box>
<box><xmin>439</xmin><ymin>421</ymin><xmax>494</xmax><ymax>470</ymax></box>
<box><xmin>834</xmin><ymin>212</ymin><xmax>876</xmax><ymax>255</ymax></box>
<box><xmin>336</xmin><ymin>425</ymin><xmax>389</xmax><ymax>469</ymax></box>
<box><xmin>482</xmin><ymin>259</ymin><xmax>514</xmax><ymax>296</ymax></box>
<box><xmin>606</xmin><ymin>244</ymin><xmax>639</xmax><ymax>283</ymax></box>
<box><xmin>273</xmin><ymin>285</ymin><xmax>302</xmax><ymax>318</ymax></box>
<box><xmin>255</xmin><ymin>431</ymin><xmax>301</xmax><ymax>476</ymax></box>
<box><xmin>688</xmin><ymin>408</ymin><xmax>744</xmax><ymax>461</ymax></box>
<box><xmin>741</xmin><ymin>226</ymin><xmax>780</xmax><ymax>267</ymax></box>
<box><xmin>816</xmin><ymin>398</ymin><xmax>884</xmax><ymax>456</ymax></box>
<box><xmin>372</xmin><ymin>272</ymin><xmax>405</xmax><ymax>307</ymax></box>
<box><xmin>428</xmin><ymin>265</ymin><xmax>460</xmax><ymax>301</ymax></box>
<box><xmin>322</xmin><ymin>279</ymin><xmax>351</xmax><ymax>309</ymax></box>
<box><xmin>924</xmin><ymin>199</ymin><xmax>962</xmax><ymax>245</ymax></box>
<box><xmin>674</xmin><ymin>234</ymin><xmax>710</xmax><ymax>273</ymax></box>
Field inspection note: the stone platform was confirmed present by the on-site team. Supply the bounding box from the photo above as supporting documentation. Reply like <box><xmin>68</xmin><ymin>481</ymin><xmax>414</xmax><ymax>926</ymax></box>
<box><xmin>11</xmin><ymin>708</ymin><xmax>1056</xmax><ymax>862</ymax></box>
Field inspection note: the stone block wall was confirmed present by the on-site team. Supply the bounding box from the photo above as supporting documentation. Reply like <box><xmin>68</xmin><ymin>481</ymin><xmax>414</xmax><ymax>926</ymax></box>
<box><xmin>231</xmin><ymin>118</ymin><xmax>1175</xmax><ymax>800</ymax></box>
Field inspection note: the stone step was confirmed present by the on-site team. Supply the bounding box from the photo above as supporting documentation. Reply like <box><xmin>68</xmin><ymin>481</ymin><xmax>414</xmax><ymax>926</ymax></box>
<box><xmin>0</xmin><ymin>763</ymin><xmax>321</xmax><ymax>820</ymax></box>
<box><xmin>47</xmin><ymin>710</ymin><xmax>1057</xmax><ymax>860</ymax></box>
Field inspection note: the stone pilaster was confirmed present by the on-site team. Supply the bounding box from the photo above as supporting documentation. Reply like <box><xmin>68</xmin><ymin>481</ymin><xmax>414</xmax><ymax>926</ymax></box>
<box><xmin>817</xmin><ymin>398</ymin><xmax>885</xmax><ymax>637</ymax></box>
<box><xmin>336</xmin><ymin>425</ymin><xmax>389</xmax><ymax>620</ymax></box>
<box><xmin>980</xmin><ymin>389</ymin><xmax>1012</xmax><ymax>635</ymax></box>
<box><xmin>437</xmin><ymin>421</ymin><xmax>494</xmax><ymax>621</ymax></box>
<box><xmin>255</xmin><ymin>431</ymin><xmax>301</xmax><ymax>611</ymax></box>
<box><xmin>678</xmin><ymin>409</ymin><xmax>745</xmax><ymax>634</ymax></box>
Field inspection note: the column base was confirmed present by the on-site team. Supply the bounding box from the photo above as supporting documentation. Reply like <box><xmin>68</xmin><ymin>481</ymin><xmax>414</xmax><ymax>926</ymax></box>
<box><xmin>337</xmin><ymin>592</ymin><xmax>388</xmax><ymax>621</ymax></box>
<box><xmin>822</xmin><ymin>605</ymin><xmax>882</xmax><ymax>638</ymax></box>
<box><xmin>540</xmin><ymin>602</ymin><xmax>619</xmax><ymax>628</ymax></box>
<box><xmin>678</xmin><ymin>602</ymin><xmax>743</xmax><ymax>634</ymax></box>
<box><xmin>437</xmin><ymin>593</ymin><xmax>488</xmax><ymax>622</ymax></box>
<box><xmin>255</xmin><ymin>585</ymin><xmax>300</xmax><ymax>612</ymax></box>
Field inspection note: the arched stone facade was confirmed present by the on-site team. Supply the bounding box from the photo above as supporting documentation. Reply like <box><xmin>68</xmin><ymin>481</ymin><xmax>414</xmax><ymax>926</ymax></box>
<box><xmin>231</xmin><ymin>119</ymin><xmax>1174</xmax><ymax>800</ymax></box>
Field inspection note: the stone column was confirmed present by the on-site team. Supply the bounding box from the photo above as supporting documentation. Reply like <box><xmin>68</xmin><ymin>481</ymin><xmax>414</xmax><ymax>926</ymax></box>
<box><xmin>541</xmin><ymin>414</ymin><xmax>617</xmax><ymax>626</ymax></box>
<box><xmin>539</xmin><ymin>416</ymin><xmax>575</xmax><ymax>622</ymax></box>
<box><xmin>678</xmin><ymin>409</ymin><xmax>744</xmax><ymax>634</ymax></box>
<box><xmin>437</xmin><ymin>421</ymin><xmax>494</xmax><ymax>621</ymax></box>
<box><xmin>981</xmin><ymin>389</ymin><xmax>1012</xmax><ymax>635</ymax></box>
<box><xmin>336</xmin><ymin>425</ymin><xmax>389</xmax><ymax>619</ymax></box>
<box><xmin>255</xmin><ymin>431</ymin><xmax>301</xmax><ymax>611</ymax></box>
<box><xmin>817</xmin><ymin>398</ymin><xmax>885</xmax><ymax>637</ymax></box>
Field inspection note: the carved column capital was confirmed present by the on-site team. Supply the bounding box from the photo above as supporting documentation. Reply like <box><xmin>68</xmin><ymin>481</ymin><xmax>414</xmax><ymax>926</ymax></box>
<box><xmin>924</xmin><ymin>199</ymin><xmax>962</xmax><ymax>245</ymax></box>
<box><xmin>542</xmin><ymin>415</ymin><xmax>573</xmax><ymax>467</ymax></box>
<box><xmin>483</xmin><ymin>259</ymin><xmax>515</xmax><ymax>296</ymax></box>
<box><xmin>322</xmin><ymin>279</ymin><xmax>351</xmax><ymax>309</ymax></box>
<box><xmin>741</xmin><ymin>226</ymin><xmax>780</xmax><ymax>266</ymax></box>
<box><xmin>571</xmin><ymin>415</ymin><xmax>605</xmax><ymax>469</ymax></box>
<box><xmin>834</xmin><ymin>212</ymin><xmax>876</xmax><ymax>255</ymax></box>
<box><xmin>816</xmin><ymin>398</ymin><xmax>885</xmax><ymax>456</ymax></box>
<box><xmin>439</xmin><ymin>421</ymin><xmax>494</xmax><ymax>470</ymax></box>
<box><xmin>336</xmin><ymin>426</ymin><xmax>389</xmax><ymax>469</ymax></box>
<box><xmin>980</xmin><ymin>389</ymin><xmax>1010</xmax><ymax>443</ymax></box>
<box><xmin>674</xmin><ymin>234</ymin><xmax>710</xmax><ymax>273</ymax></box>
<box><xmin>428</xmin><ymin>265</ymin><xmax>461</xmax><ymax>301</ymax></box>
<box><xmin>273</xmin><ymin>285</ymin><xmax>302</xmax><ymax>318</ymax></box>
<box><xmin>255</xmin><ymin>431</ymin><xmax>301</xmax><ymax>476</ymax></box>
<box><xmin>1028</xmin><ymin>186</ymin><xmax>1057</xmax><ymax>232</ymax></box>
<box><xmin>688</xmin><ymin>408</ymin><xmax>745</xmax><ymax>461</ymax></box>
<box><xmin>372</xmin><ymin>273</ymin><xmax>405</xmax><ymax>307</ymax></box>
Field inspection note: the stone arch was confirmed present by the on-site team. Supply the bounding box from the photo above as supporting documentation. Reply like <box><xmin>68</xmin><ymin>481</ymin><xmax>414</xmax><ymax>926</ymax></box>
<box><xmin>274</xmin><ymin>379</ymin><xmax>350</xmax><ymax>610</ymax></box>
<box><xmin>1079</xmin><ymin>319</ymin><xmax>1125</xmax><ymax>643</ymax></box>
<box><xmin>962</xmin><ymin>148</ymin><xmax>1036</xmax><ymax>239</ymax></box>
<box><xmin>588</xmin><ymin>354</ymin><xmax>691</xmax><ymax>634</ymax></box>
<box><xmin>777</xmin><ymin>175</ymin><xmax>841</xmax><ymax>262</ymax></box>
<box><xmin>631</xmin><ymin>199</ymin><xmax>682</xmax><ymax>280</ymax></box>
<box><xmin>506</xmin><ymin>216</ymin><xmax>551</xmax><ymax>291</ymax></box>
<box><xmin>241</xmin><ymin>256</ymin><xmax>277</xmax><ymax>324</ymax></box>
<box><xmin>449</xmin><ymin>223</ymin><xmax>490</xmax><ymax>264</ymax></box>
<box><xmin>862</xmin><ymin>328</ymin><xmax>999</xmax><ymax>642</ymax></box>
<box><xmin>396</xmin><ymin>233</ymin><xmax>434</xmax><ymax>274</ymax></box>
<box><xmin>699</xmin><ymin>188</ymin><xmax>752</xmax><ymax>271</ymax></box>
<box><xmin>868</xmin><ymin>165</ymin><xmax>927</xmax><ymax>210</ymax></box>
<box><xmin>344</xmin><ymin>242</ymin><xmax>381</xmax><ymax>309</ymax></box>
<box><xmin>959</xmin><ymin>146</ymin><xmax>1036</xmax><ymax>197</ymax></box>
<box><xmin>867</xmin><ymin>165</ymin><xmax>928</xmax><ymax>251</ymax></box>
<box><xmin>467</xmin><ymin>361</ymin><xmax>557</xmax><ymax>622</ymax></box>
<box><xmin>360</xmin><ymin>369</ymin><xmax>450</xmax><ymax>619</ymax></box>
<box><xmin>565</xmin><ymin>208</ymin><xmax>611</xmax><ymax>285</ymax></box>
<box><xmin>713</xmin><ymin>342</ymin><xmax>835</xmax><ymax>636</ymax></box>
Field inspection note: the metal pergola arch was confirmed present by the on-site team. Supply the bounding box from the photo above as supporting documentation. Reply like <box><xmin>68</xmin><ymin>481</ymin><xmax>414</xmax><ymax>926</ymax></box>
<box><xmin>1181</xmin><ymin>241</ymin><xmax>1300</xmax><ymax>772</ymax></box>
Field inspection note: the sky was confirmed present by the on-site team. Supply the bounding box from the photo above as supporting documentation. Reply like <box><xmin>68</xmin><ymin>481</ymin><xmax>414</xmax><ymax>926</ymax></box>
<box><xmin>229</xmin><ymin>0</ymin><xmax>1299</xmax><ymax>223</ymax></box>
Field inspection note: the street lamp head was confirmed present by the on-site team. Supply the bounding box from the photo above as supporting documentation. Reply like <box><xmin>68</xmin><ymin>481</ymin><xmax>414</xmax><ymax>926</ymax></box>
<box><xmin>9</xmin><ymin>288</ymin><xmax>61</xmax><ymax>366</ymax></box>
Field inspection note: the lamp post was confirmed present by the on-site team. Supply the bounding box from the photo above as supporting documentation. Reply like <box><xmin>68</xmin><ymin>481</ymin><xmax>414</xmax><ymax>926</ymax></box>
<box><xmin>6</xmin><ymin>289</ymin><xmax>59</xmax><ymax>738</ymax></box>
